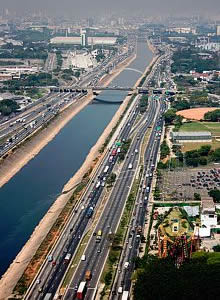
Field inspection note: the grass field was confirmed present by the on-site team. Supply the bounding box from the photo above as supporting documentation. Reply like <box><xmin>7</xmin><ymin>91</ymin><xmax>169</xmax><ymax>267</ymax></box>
<box><xmin>179</xmin><ymin>122</ymin><xmax>220</xmax><ymax>136</ymax></box>
<box><xmin>181</xmin><ymin>140</ymin><xmax>220</xmax><ymax>152</ymax></box>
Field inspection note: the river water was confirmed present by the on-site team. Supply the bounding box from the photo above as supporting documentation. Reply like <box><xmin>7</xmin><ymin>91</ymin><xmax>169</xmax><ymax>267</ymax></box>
<box><xmin>0</xmin><ymin>42</ymin><xmax>153</xmax><ymax>276</ymax></box>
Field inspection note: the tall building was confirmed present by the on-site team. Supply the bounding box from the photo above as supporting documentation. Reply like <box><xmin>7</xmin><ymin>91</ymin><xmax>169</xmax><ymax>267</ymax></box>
<box><xmin>80</xmin><ymin>28</ymin><xmax>87</xmax><ymax>47</ymax></box>
<box><xmin>217</xmin><ymin>25</ymin><xmax>220</xmax><ymax>36</ymax></box>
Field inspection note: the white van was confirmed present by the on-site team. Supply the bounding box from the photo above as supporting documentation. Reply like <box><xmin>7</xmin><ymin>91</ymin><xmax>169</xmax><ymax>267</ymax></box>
<box><xmin>118</xmin><ymin>286</ymin><xmax>123</xmax><ymax>294</ymax></box>
<box><xmin>128</xmin><ymin>163</ymin><xmax>132</xmax><ymax>169</ymax></box>
<box><xmin>81</xmin><ymin>254</ymin><xmax>86</xmax><ymax>261</ymax></box>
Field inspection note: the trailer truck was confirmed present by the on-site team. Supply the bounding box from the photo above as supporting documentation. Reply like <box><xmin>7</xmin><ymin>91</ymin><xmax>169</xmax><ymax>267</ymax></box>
<box><xmin>77</xmin><ymin>281</ymin><xmax>87</xmax><ymax>299</ymax></box>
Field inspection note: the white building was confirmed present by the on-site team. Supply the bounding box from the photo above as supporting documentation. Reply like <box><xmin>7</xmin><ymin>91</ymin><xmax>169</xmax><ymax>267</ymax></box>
<box><xmin>50</xmin><ymin>36</ymin><xmax>117</xmax><ymax>46</ymax></box>
<box><xmin>201</xmin><ymin>198</ymin><xmax>217</xmax><ymax>229</ymax></box>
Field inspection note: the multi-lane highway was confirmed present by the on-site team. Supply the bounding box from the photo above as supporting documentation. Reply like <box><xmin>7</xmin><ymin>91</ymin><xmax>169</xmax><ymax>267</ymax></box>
<box><xmin>22</xmin><ymin>44</ymin><xmax>169</xmax><ymax>300</ymax></box>
<box><xmin>63</xmin><ymin>96</ymin><xmax>160</xmax><ymax>300</ymax></box>
<box><xmin>24</xmin><ymin>92</ymin><xmax>144</xmax><ymax>299</ymax></box>
<box><xmin>0</xmin><ymin>42</ymin><xmax>136</xmax><ymax>159</ymax></box>
<box><xmin>111</xmin><ymin>100</ymin><xmax>166</xmax><ymax>298</ymax></box>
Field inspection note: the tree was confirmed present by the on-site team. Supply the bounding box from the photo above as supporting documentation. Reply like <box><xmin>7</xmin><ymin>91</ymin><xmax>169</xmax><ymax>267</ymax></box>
<box><xmin>194</xmin><ymin>193</ymin><xmax>201</xmax><ymax>200</ymax></box>
<box><xmin>134</xmin><ymin>254</ymin><xmax>220</xmax><ymax>300</ymax></box>
<box><xmin>208</xmin><ymin>189</ymin><xmax>220</xmax><ymax>203</ymax></box>
<box><xmin>164</xmin><ymin>109</ymin><xmax>177</xmax><ymax>125</ymax></box>
<box><xmin>211</xmin><ymin>148</ymin><xmax>220</xmax><ymax>162</ymax></box>
<box><xmin>199</xmin><ymin>157</ymin><xmax>207</xmax><ymax>165</ymax></box>
<box><xmin>160</xmin><ymin>141</ymin><xmax>170</xmax><ymax>159</ymax></box>
<box><xmin>198</xmin><ymin>145</ymin><xmax>211</xmax><ymax>156</ymax></box>
<box><xmin>204</xmin><ymin>109</ymin><xmax>220</xmax><ymax>122</ymax></box>
<box><xmin>213</xmin><ymin>245</ymin><xmax>220</xmax><ymax>252</ymax></box>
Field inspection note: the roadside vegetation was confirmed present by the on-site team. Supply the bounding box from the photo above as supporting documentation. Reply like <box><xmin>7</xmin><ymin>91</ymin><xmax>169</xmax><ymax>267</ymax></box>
<box><xmin>171</xmin><ymin>47</ymin><xmax>219</xmax><ymax>74</ymax></box>
<box><xmin>0</xmin><ymin>99</ymin><xmax>19</xmax><ymax>116</ymax></box>
<box><xmin>133</xmin><ymin>253</ymin><xmax>220</xmax><ymax>300</ymax></box>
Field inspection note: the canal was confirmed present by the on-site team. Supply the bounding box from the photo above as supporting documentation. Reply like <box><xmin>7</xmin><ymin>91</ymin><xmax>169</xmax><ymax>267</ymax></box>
<box><xmin>0</xmin><ymin>42</ymin><xmax>153</xmax><ymax>276</ymax></box>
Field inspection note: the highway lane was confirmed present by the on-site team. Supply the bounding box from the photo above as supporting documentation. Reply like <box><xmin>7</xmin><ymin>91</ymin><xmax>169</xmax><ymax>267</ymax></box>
<box><xmin>111</xmin><ymin>99</ymin><xmax>166</xmax><ymax>297</ymax></box>
<box><xmin>24</xmin><ymin>94</ymin><xmax>143</xmax><ymax>299</ymax></box>
<box><xmin>63</xmin><ymin>97</ymin><xmax>158</xmax><ymax>300</ymax></box>
<box><xmin>0</xmin><ymin>93</ymin><xmax>83</xmax><ymax>158</ymax></box>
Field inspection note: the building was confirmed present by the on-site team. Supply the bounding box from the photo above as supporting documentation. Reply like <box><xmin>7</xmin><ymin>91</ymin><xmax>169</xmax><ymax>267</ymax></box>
<box><xmin>80</xmin><ymin>28</ymin><xmax>87</xmax><ymax>47</ymax></box>
<box><xmin>171</xmin><ymin>131</ymin><xmax>212</xmax><ymax>143</ymax></box>
<box><xmin>201</xmin><ymin>197</ymin><xmax>217</xmax><ymax>229</ymax></box>
<box><xmin>50</xmin><ymin>36</ymin><xmax>117</xmax><ymax>46</ymax></box>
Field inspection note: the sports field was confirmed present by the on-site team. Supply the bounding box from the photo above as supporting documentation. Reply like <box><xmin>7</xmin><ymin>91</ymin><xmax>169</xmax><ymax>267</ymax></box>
<box><xmin>176</xmin><ymin>107</ymin><xmax>218</xmax><ymax>120</ymax></box>
<box><xmin>179</xmin><ymin>122</ymin><xmax>220</xmax><ymax>136</ymax></box>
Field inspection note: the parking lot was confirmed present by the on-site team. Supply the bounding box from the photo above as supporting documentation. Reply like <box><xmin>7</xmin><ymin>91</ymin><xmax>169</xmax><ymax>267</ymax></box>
<box><xmin>158</xmin><ymin>167</ymin><xmax>220</xmax><ymax>201</ymax></box>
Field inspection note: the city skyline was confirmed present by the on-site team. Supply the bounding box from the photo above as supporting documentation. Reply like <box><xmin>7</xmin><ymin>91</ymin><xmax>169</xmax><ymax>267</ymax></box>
<box><xmin>1</xmin><ymin>0</ymin><xmax>220</xmax><ymax>17</ymax></box>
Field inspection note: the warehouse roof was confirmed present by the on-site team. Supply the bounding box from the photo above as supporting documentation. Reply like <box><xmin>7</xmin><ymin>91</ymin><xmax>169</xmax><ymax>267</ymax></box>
<box><xmin>172</xmin><ymin>131</ymin><xmax>211</xmax><ymax>137</ymax></box>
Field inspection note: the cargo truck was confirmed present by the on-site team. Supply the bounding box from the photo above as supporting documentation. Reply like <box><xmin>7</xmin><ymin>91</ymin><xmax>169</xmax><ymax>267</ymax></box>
<box><xmin>85</xmin><ymin>270</ymin><xmax>92</xmax><ymax>280</ymax></box>
<box><xmin>64</xmin><ymin>253</ymin><xmax>71</xmax><ymax>263</ymax></box>
<box><xmin>43</xmin><ymin>293</ymin><xmax>52</xmax><ymax>300</ymax></box>
<box><xmin>122</xmin><ymin>291</ymin><xmax>130</xmax><ymax>300</ymax></box>
<box><xmin>77</xmin><ymin>281</ymin><xmax>87</xmax><ymax>299</ymax></box>
<box><xmin>128</xmin><ymin>163</ymin><xmax>132</xmax><ymax>169</ymax></box>
<box><xmin>96</xmin><ymin>181</ymin><xmax>101</xmax><ymax>189</ymax></box>
<box><xmin>96</xmin><ymin>230</ymin><xmax>102</xmax><ymax>243</ymax></box>
<box><xmin>104</xmin><ymin>165</ymin><xmax>109</xmax><ymax>173</ymax></box>
<box><xmin>111</xmin><ymin>149</ymin><xmax>117</xmax><ymax>156</ymax></box>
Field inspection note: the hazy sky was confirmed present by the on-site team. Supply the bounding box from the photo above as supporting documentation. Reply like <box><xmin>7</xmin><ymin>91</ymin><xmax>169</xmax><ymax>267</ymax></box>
<box><xmin>1</xmin><ymin>0</ymin><xmax>220</xmax><ymax>17</ymax></box>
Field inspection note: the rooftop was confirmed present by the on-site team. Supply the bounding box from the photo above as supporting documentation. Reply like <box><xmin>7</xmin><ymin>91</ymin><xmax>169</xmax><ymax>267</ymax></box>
<box><xmin>172</xmin><ymin>131</ymin><xmax>211</xmax><ymax>137</ymax></box>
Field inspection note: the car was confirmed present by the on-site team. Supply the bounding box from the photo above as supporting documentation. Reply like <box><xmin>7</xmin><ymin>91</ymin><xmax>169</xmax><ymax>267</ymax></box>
<box><xmin>97</xmin><ymin>249</ymin><xmax>101</xmax><ymax>253</ymax></box>
<box><xmin>36</xmin><ymin>278</ymin><xmax>41</xmax><ymax>284</ymax></box>
<box><xmin>81</xmin><ymin>255</ymin><xmax>86</xmax><ymax>261</ymax></box>
<box><xmin>48</xmin><ymin>255</ymin><xmax>53</xmax><ymax>262</ymax></box>
<box><xmin>74</xmin><ymin>285</ymin><xmax>78</xmax><ymax>291</ymax></box>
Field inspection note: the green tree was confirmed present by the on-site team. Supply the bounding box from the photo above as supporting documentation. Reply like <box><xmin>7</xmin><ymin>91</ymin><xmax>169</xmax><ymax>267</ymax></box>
<box><xmin>213</xmin><ymin>245</ymin><xmax>220</xmax><ymax>252</ymax></box>
<box><xmin>208</xmin><ymin>189</ymin><xmax>220</xmax><ymax>203</ymax></box>
<box><xmin>164</xmin><ymin>109</ymin><xmax>177</xmax><ymax>125</ymax></box>
<box><xmin>194</xmin><ymin>193</ymin><xmax>201</xmax><ymax>200</ymax></box>
<box><xmin>198</xmin><ymin>145</ymin><xmax>211</xmax><ymax>156</ymax></box>
<box><xmin>204</xmin><ymin>109</ymin><xmax>220</xmax><ymax>122</ymax></box>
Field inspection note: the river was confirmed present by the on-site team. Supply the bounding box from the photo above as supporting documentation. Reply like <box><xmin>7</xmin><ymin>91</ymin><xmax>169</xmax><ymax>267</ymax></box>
<box><xmin>0</xmin><ymin>42</ymin><xmax>153</xmax><ymax>276</ymax></box>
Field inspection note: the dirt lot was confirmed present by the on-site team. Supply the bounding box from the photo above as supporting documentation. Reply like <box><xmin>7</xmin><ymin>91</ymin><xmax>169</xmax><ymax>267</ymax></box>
<box><xmin>158</xmin><ymin>166</ymin><xmax>220</xmax><ymax>201</ymax></box>
<box><xmin>177</xmin><ymin>107</ymin><xmax>219</xmax><ymax>121</ymax></box>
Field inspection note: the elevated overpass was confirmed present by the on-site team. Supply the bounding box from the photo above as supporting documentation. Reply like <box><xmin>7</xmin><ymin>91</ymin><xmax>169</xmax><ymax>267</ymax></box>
<box><xmin>49</xmin><ymin>85</ymin><xmax>149</xmax><ymax>93</ymax></box>
<box><xmin>92</xmin><ymin>98</ymin><xmax>124</xmax><ymax>104</ymax></box>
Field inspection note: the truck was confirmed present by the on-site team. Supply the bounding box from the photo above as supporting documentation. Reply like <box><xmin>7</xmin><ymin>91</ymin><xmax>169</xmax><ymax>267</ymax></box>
<box><xmin>64</xmin><ymin>253</ymin><xmax>71</xmax><ymax>263</ymax></box>
<box><xmin>111</xmin><ymin>149</ymin><xmax>117</xmax><ymax>156</ymax></box>
<box><xmin>43</xmin><ymin>293</ymin><xmax>52</xmax><ymax>300</ymax></box>
<box><xmin>96</xmin><ymin>181</ymin><xmax>101</xmax><ymax>189</ymax></box>
<box><xmin>86</xmin><ymin>206</ymin><xmax>94</xmax><ymax>218</ymax></box>
<box><xmin>137</xmin><ymin>226</ymin><xmax>142</xmax><ymax>234</ymax></box>
<box><xmin>104</xmin><ymin>165</ymin><xmax>109</xmax><ymax>174</ymax></box>
<box><xmin>85</xmin><ymin>270</ymin><xmax>92</xmax><ymax>281</ymax></box>
<box><xmin>122</xmin><ymin>291</ymin><xmax>130</xmax><ymax>300</ymax></box>
<box><xmin>96</xmin><ymin>230</ymin><xmax>102</xmax><ymax>243</ymax></box>
<box><xmin>109</xmin><ymin>155</ymin><xmax>113</xmax><ymax>163</ymax></box>
<box><xmin>77</xmin><ymin>281</ymin><xmax>87</xmax><ymax>299</ymax></box>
